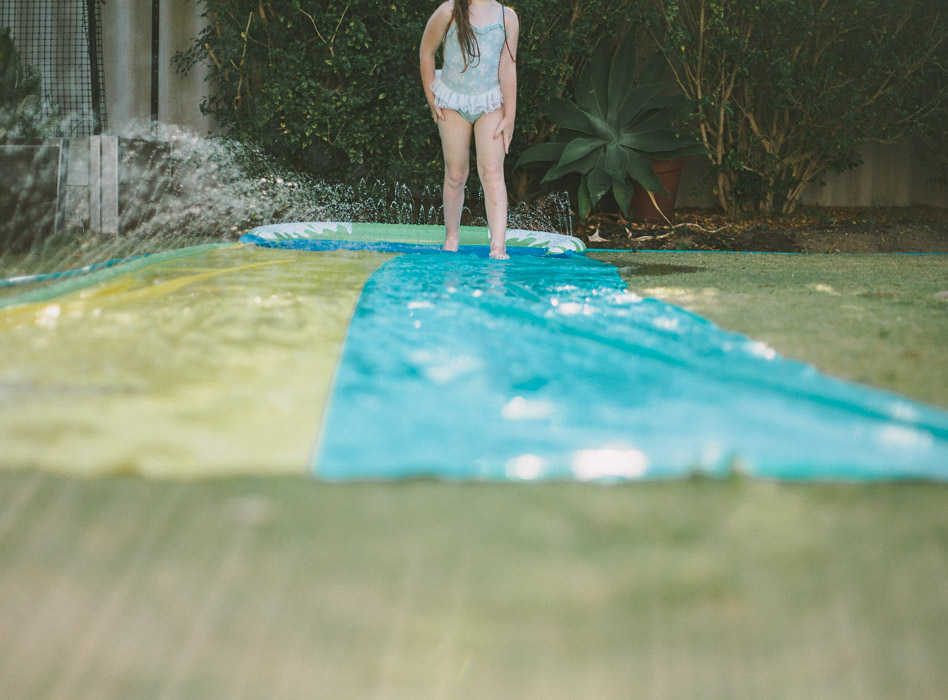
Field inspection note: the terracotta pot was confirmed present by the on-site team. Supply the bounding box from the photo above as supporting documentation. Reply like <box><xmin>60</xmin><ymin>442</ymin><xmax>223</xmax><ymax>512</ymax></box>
<box><xmin>630</xmin><ymin>156</ymin><xmax>686</xmax><ymax>223</ymax></box>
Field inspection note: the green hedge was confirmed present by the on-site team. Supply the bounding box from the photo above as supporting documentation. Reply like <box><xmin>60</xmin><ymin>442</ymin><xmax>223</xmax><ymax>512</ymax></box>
<box><xmin>174</xmin><ymin>0</ymin><xmax>650</xmax><ymax>196</ymax></box>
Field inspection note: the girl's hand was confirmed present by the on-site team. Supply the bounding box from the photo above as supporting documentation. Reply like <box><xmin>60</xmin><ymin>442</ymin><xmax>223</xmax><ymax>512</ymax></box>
<box><xmin>429</xmin><ymin>101</ymin><xmax>445</xmax><ymax>122</ymax></box>
<box><xmin>493</xmin><ymin>115</ymin><xmax>515</xmax><ymax>154</ymax></box>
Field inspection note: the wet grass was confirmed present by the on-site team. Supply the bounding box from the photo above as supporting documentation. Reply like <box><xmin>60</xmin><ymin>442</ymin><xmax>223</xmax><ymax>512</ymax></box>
<box><xmin>592</xmin><ymin>251</ymin><xmax>948</xmax><ymax>407</ymax></box>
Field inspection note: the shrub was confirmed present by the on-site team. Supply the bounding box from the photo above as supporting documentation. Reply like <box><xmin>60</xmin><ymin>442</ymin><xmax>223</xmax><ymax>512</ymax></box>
<box><xmin>174</xmin><ymin>1</ymin><xmax>651</xmax><ymax>196</ymax></box>
<box><xmin>0</xmin><ymin>26</ymin><xmax>59</xmax><ymax>144</ymax></box>
<box><xmin>645</xmin><ymin>0</ymin><xmax>948</xmax><ymax>216</ymax></box>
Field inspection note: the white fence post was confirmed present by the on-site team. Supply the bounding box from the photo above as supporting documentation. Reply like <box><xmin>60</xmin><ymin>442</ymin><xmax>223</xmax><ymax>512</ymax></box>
<box><xmin>89</xmin><ymin>135</ymin><xmax>119</xmax><ymax>235</ymax></box>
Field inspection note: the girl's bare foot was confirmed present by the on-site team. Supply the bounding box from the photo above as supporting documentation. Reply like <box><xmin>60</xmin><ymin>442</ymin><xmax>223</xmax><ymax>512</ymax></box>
<box><xmin>489</xmin><ymin>243</ymin><xmax>509</xmax><ymax>260</ymax></box>
<box><xmin>443</xmin><ymin>231</ymin><xmax>460</xmax><ymax>252</ymax></box>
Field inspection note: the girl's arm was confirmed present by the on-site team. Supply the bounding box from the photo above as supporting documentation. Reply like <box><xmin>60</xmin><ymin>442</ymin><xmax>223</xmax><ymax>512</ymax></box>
<box><xmin>495</xmin><ymin>6</ymin><xmax>519</xmax><ymax>153</ymax></box>
<box><xmin>420</xmin><ymin>2</ymin><xmax>454</xmax><ymax>122</ymax></box>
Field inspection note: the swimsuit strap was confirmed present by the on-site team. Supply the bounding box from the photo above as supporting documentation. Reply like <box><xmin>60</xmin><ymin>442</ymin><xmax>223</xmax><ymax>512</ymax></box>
<box><xmin>442</xmin><ymin>12</ymin><xmax>452</xmax><ymax>49</ymax></box>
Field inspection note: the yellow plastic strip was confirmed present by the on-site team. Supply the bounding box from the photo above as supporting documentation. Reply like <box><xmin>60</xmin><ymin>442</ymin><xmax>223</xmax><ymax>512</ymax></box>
<box><xmin>0</xmin><ymin>245</ymin><xmax>392</xmax><ymax>477</ymax></box>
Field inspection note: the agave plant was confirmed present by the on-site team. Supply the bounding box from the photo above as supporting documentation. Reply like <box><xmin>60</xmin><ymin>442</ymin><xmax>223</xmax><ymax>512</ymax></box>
<box><xmin>516</xmin><ymin>30</ymin><xmax>706</xmax><ymax>219</ymax></box>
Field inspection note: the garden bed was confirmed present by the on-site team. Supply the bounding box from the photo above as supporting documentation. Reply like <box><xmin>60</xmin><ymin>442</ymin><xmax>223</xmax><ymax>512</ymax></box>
<box><xmin>576</xmin><ymin>206</ymin><xmax>948</xmax><ymax>253</ymax></box>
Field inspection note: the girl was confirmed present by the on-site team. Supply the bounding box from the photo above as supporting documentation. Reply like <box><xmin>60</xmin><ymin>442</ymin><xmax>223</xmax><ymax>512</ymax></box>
<box><xmin>420</xmin><ymin>1</ymin><xmax>519</xmax><ymax>260</ymax></box>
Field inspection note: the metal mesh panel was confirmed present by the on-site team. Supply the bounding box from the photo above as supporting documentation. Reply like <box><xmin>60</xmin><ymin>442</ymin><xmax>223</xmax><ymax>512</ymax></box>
<box><xmin>0</xmin><ymin>0</ymin><xmax>107</xmax><ymax>136</ymax></box>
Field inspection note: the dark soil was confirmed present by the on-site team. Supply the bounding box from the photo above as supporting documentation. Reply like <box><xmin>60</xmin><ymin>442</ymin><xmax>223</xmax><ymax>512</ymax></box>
<box><xmin>575</xmin><ymin>206</ymin><xmax>948</xmax><ymax>254</ymax></box>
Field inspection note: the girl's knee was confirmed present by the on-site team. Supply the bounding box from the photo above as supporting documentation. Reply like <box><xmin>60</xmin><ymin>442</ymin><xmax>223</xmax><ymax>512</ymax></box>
<box><xmin>477</xmin><ymin>161</ymin><xmax>505</xmax><ymax>189</ymax></box>
<box><xmin>444</xmin><ymin>166</ymin><xmax>469</xmax><ymax>190</ymax></box>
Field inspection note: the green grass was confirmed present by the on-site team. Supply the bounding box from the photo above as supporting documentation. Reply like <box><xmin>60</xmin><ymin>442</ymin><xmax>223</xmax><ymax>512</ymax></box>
<box><xmin>1</xmin><ymin>473</ymin><xmax>946</xmax><ymax>699</ymax></box>
<box><xmin>1</xmin><ymin>250</ymin><xmax>946</xmax><ymax>698</ymax></box>
<box><xmin>591</xmin><ymin>251</ymin><xmax>948</xmax><ymax>407</ymax></box>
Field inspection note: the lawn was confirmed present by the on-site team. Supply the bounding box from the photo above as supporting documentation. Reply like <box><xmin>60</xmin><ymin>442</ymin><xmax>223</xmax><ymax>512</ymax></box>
<box><xmin>1</xmin><ymin>250</ymin><xmax>946</xmax><ymax>699</ymax></box>
<box><xmin>1</xmin><ymin>473</ymin><xmax>945</xmax><ymax>699</ymax></box>
<box><xmin>591</xmin><ymin>250</ymin><xmax>948</xmax><ymax>408</ymax></box>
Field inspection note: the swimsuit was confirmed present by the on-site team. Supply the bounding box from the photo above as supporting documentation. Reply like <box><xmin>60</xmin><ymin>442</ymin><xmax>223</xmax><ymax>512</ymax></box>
<box><xmin>430</xmin><ymin>5</ymin><xmax>507</xmax><ymax>124</ymax></box>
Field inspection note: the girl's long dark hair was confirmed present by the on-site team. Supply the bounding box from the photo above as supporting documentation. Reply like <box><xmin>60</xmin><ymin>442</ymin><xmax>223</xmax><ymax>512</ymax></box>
<box><xmin>451</xmin><ymin>0</ymin><xmax>516</xmax><ymax>72</ymax></box>
<box><xmin>452</xmin><ymin>0</ymin><xmax>480</xmax><ymax>72</ymax></box>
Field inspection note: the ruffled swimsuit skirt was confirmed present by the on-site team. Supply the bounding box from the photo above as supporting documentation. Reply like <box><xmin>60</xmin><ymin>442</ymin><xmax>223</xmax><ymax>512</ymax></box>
<box><xmin>430</xmin><ymin>10</ymin><xmax>507</xmax><ymax>123</ymax></box>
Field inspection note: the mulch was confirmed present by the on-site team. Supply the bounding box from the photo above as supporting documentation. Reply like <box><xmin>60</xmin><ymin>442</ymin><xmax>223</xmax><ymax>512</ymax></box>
<box><xmin>574</xmin><ymin>206</ymin><xmax>948</xmax><ymax>254</ymax></box>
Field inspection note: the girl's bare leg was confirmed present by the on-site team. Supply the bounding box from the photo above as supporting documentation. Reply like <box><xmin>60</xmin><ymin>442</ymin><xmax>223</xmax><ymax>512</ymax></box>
<box><xmin>474</xmin><ymin>109</ymin><xmax>510</xmax><ymax>260</ymax></box>
<box><xmin>438</xmin><ymin>111</ymin><xmax>473</xmax><ymax>251</ymax></box>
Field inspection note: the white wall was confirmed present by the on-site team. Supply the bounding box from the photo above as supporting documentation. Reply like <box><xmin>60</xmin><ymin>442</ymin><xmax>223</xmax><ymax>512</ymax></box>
<box><xmin>677</xmin><ymin>140</ymin><xmax>947</xmax><ymax>210</ymax></box>
<box><xmin>100</xmin><ymin>0</ymin><xmax>213</xmax><ymax>135</ymax></box>
<box><xmin>804</xmin><ymin>141</ymin><xmax>947</xmax><ymax>209</ymax></box>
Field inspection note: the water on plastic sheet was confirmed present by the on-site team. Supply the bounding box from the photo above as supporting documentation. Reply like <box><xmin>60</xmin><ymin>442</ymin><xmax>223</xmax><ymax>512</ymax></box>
<box><xmin>315</xmin><ymin>252</ymin><xmax>948</xmax><ymax>481</ymax></box>
<box><xmin>0</xmin><ymin>247</ymin><xmax>390</xmax><ymax>476</ymax></box>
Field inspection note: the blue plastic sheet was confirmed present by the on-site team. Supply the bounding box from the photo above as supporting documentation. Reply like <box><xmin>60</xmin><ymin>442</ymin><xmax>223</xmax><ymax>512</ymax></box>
<box><xmin>314</xmin><ymin>252</ymin><xmax>948</xmax><ymax>481</ymax></box>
